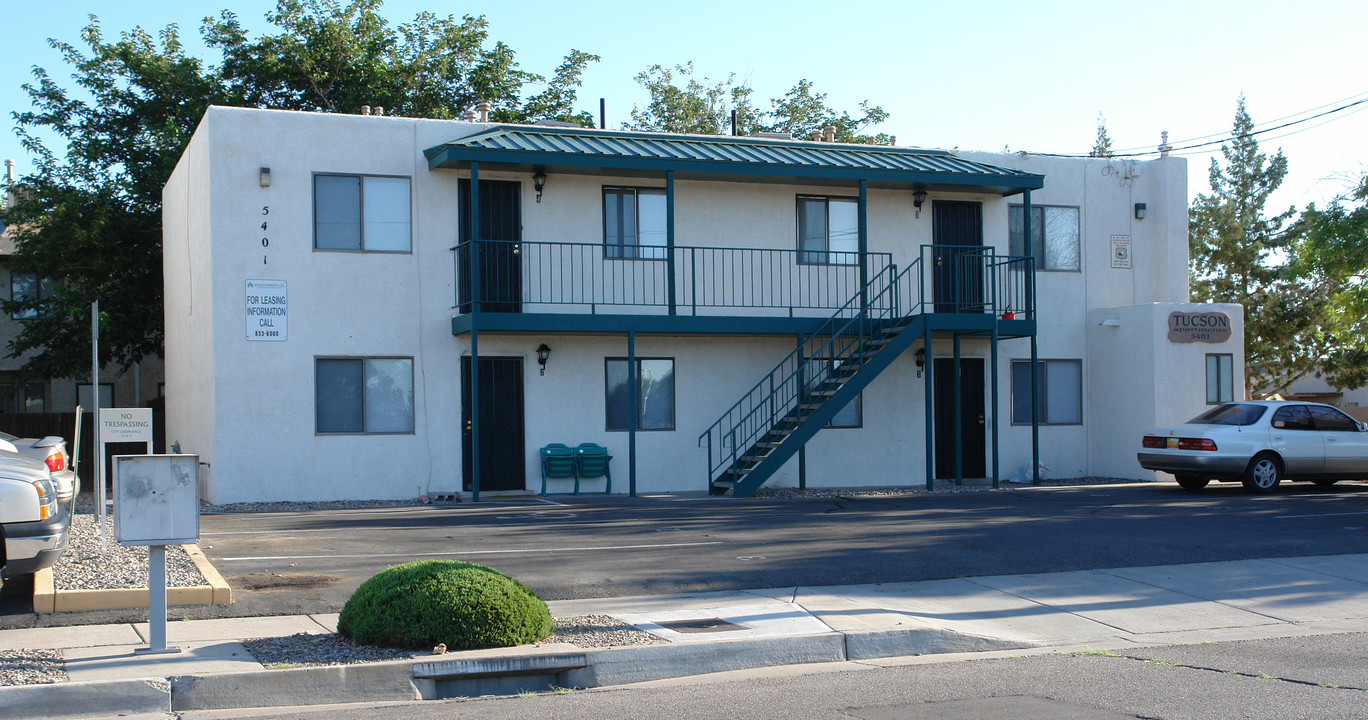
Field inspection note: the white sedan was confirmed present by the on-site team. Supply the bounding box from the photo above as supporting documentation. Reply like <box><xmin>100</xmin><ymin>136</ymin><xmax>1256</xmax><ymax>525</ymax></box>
<box><xmin>1138</xmin><ymin>401</ymin><xmax>1368</xmax><ymax>493</ymax></box>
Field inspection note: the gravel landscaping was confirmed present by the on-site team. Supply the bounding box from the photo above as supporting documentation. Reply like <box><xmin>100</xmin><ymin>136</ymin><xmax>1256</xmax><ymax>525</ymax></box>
<box><xmin>52</xmin><ymin>505</ymin><xmax>206</xmax><ymax>590</ymax></box>
<box><xmin>0</xmin><ymin>649</ymin><xmax>66</xmax><ymax>686</ymax></box>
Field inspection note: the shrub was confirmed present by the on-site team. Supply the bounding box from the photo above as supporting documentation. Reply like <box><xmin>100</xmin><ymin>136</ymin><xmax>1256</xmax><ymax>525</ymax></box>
<box><xmin>338</xmin><ymin>560</ymin><xmax>553</xmax><ymax>650</ymax></box>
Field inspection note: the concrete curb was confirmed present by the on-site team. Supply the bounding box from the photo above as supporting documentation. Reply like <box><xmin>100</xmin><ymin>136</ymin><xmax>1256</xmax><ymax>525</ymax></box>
<box><xmin>32</xmin><ymin>544</ymin><xmax>233</xmax><ymax>613</ymax></box>
<box><xmin>170</xmin><ymin>660</ymin><xmax>422</xmax><ymax>712</ymax></box>
<box><xmin>0</xmin><ymin>677</ymin><xmax>170</xmax><ymax>719</ymax></box>
<box><xmin>843</xmin><ymin>628</ymin><xmax>1036</xmax><ymax>660</ymax></box>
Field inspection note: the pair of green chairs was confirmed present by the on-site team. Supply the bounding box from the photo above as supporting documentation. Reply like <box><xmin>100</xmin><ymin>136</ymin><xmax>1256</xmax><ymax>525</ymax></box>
<box><xmin>539</xmin><ymin>443</ymin><xmax>612</xmax><ymax>495</ymax></box>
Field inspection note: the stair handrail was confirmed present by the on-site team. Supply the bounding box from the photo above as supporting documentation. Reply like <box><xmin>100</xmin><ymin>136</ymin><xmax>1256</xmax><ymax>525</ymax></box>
<box><xmin>698</xmin><ymin>259</ymin><xmax>923</xmax><ymax>482</ymax></box>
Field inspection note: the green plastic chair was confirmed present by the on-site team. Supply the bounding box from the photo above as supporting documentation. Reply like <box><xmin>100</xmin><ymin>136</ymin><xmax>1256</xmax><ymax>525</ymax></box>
<box><xmin>539</xmin><ymin>443</ymin><xmax>576</xmax><ymax>495</ymax></box>
<box><xmin>574</xmin><ymin>443</ymin><xmax>612</xmax><ymax>495</ymax></box>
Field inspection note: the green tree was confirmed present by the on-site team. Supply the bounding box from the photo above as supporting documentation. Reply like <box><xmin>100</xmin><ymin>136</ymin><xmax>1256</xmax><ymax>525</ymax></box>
<box><xmin>2</xmin><ymin>1</ymin><xmax>595</xmax><ymax>380</ymax></box>
<box><xmin>1088</xmin><ymin>112</ymin><xmax>1113</xmax><ymax>158</ymax></box>
<box><xmin>1188</xmin><ymin>96</ymin><xmax>1307</xmax><ymax>397</ymax></box>
<box><xmin>1286</xmin><ymin>175</ymin><xmax>1368</xmax><ymax>391</ymax></box>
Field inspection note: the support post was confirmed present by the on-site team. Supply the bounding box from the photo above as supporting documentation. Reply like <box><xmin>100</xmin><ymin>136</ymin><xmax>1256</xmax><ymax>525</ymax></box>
<box><xmin>1031</xmin><ymin>334</ymin><xmax>1041</xmax><ymax>485</ymax></box>
<box><xmin>952</xmin><ymin>333</ymin><xmax>962</xmax><ymax>487</ymax></box>
<box><xmin>470</xmin><ymin>329</ymin><xmax>480</xmax><ymax>502</ymax></box>
<box><xmin>990</xmin><ymin>325</ymin><xmax>1000</xmax><ymax>489</ymax></box>
<box><xmin>923</xmin><ymin>331</ymin><xmax>934</xmax><ymax>491</ymax></box>
<box><xmin>797</xmin><ymin>333</ymin><xmax>807</xmax><ymax>491</ymax></box>
<box><xmin>92</xmin><ymin>300</ymin><xmax>103</xmax><ymax>546</ymax></box>
<box><xmin>144</xmin><ymin>545</ymin><xmax>170</xmax><ymax>653</ymax></box>
<box><xmin>469</xmin><ymin>163</ymin><xmax>480</xmax><ymax>313</ymax></box>
<box><xmin>628</xmin><ymin>331</ymin><xmax>638</xmax><ymax>497</ymax></box>
<box><xmin>858</xmin><ymin>180</ymin><xmax>869</xmax><ymax>312</ymax></box>
<box><xmin>666</xmin><ymin>171</ymin><xmax>676</xmax><ymax>315</ymax></box>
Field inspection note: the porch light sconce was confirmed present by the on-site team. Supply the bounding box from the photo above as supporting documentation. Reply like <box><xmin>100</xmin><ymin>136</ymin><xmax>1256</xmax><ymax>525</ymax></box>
<box><xmin>915</xmin><ymin>347</ymin><xmax>926</xmax><ymax>378</ymax></box>
<box><xmin>1134</xmin><ymin>202</ymin><xmax>1146</xmax><ymax>220</ymax></box>
<box><xmin>533</xmin><ymin>172</ymin><xmax>548</xmax><ymax>203</ymax></box>
<box><xmin>536</xmin><ymin>343</ymin><xmax>552</xmax><ymax>375</ymax></box>
<box><xmin>259</xmin><ymin>167</ymin><xmax>271</xmax><ymax>188</ymax></box>
<box><xmin>913</xmin><ymin>190</ymin><xmax>928</xmax><ymax>219</ymax></box>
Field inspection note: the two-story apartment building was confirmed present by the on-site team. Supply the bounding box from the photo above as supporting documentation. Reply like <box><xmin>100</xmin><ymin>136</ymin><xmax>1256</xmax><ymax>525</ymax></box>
<box><xmin>162</xmin><ymin>106</ymin><xmax>1242</xmax><ymax>504</ymax></box>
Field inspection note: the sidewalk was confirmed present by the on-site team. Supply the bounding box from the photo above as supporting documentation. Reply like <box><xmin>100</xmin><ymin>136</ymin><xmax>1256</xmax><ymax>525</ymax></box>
<box><xmin>3</xmin><ymin>553</ymin><xmax>1367</xmax><ymax>718</ymax></box>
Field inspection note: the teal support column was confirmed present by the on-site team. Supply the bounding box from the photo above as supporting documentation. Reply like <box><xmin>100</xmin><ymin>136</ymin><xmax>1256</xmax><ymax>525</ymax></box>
<box><xmin>923</xmin><ymin>331</ymin><xmax>934</xmax><ymax>491</ymax></box>
<box><xmin>990</xmin><ymin>325</ymin><xmax>1000</xmax><ymax>489</ymax></box>
<box><xmin>797</xmin><ymin>333</ymin><xmax>807</xmax><ymax>491</ymax></box>
<box><xmin>468</xmin><ymin>162</ymin><xmax>481</xmax><ymax>502</ymax></box>
<box><xmin>628</xmin><ymin>331</ymin><xmax>638</xmax><ymax>497</ymax></box>
<box><xmin>1031</xmin><ymin>334</ymin><xmax>1040</xmax><ymax>485</ymax></box>
<box><xmin>666</xmin><ymin>171</ymin><xmax>677</xmax><ymax>315</ymax></box>
<box><xmin>952</xmin><ymin>333</ymin><xmax>962</xmax><ymax>486</ymax></box>
<box><xmin>858</xmin><ymin>180</ymin><xmax>869</xmax><ymax>312</ymax></box>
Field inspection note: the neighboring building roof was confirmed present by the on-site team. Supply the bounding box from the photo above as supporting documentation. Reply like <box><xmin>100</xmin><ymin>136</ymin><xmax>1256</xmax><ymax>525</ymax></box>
<box><xmin>425</xmin><ymin>125</ymin><xmax>1043</xmax><ymax>195</ymax></box>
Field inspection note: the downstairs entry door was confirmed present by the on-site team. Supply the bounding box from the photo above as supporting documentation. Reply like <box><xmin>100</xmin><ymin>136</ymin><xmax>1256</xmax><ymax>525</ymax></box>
<box><xmin>933</xmin><ymin>357</ymin><xmax>987</xmax><ymax>480</ymax></box>
<box><xmin>461</xmin><ymin>356</ymin><xmax>526</xmax><ymax>492</ymax></box>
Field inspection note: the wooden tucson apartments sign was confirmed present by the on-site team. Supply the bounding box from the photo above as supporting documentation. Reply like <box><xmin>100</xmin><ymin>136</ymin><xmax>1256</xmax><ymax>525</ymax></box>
<box><xmin>1168</xmin><ymin>312</ymin><xmax>1232</xmax><ymax>344</ymax></box>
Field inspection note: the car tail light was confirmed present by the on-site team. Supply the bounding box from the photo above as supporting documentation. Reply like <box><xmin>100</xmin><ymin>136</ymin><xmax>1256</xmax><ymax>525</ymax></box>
<box><xmin>46</xmin><ymin>451</ymin><xmax>65</xmax><ymax>472</ymax></box>
<box><xmin>1177</xmin><ymin>438</ymin><xmax>1218</xmax><ymax>451</ymax></box>
<box><xmin>1142</xmin><ymin>436</ymin><xmax>1165</xmax><ymax>449</ymax></box>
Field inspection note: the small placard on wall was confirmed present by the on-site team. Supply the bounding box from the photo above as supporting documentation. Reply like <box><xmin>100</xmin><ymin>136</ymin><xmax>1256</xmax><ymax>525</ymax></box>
<box><xmin>1110</xmin><ymin>235</ymin><xmax>1132</xmax><ymax>269</ymax></box>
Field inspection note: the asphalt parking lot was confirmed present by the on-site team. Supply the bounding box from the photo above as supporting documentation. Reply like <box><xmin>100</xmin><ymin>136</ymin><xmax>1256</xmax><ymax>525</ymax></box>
<box><xmin>6</xmin><ymin>479</ymin><xmax>1368</xmax><ymax>627</ymax></box>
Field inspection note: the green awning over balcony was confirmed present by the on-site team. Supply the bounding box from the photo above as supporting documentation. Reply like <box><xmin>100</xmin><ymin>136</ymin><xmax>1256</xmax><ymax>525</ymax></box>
<box><xmin>425</xmin><ymin>125</ymin><xmax>1043</xmax><ymax>195</ymax></box>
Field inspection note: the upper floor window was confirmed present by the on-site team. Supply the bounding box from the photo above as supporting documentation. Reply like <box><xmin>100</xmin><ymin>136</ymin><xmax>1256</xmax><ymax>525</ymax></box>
<box><xmin>797</xmin><ymin>195</ymin><xmax>858</xmax><ymax>265</ymax></box>
<box><xmin>604</xmin><ymin>187</ymin><xmax>666</xmax><ymax>259</ymax></box>
<box><xmin>314</xmin><ymin>174</ymin><xmax>411</xmax><ymax>252</ymax></box>
<box><xmin>10</xmin><ymin>273</ymin><xmax>55</xmax><ymax>319</ymax></box>
<box><xmin>1009</xmin><ymin>205</ymin><xmax>1079</xmax><ymax>271</ymax></box>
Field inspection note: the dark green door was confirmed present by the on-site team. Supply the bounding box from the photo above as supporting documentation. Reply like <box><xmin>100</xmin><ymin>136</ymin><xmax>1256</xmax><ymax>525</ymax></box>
<box><xmin>932</xmin><ymin>200</ymin><xmax>984</xmax><ymax>313</ymax></box>
<box><xmin>461</xmin><ymin>356</ymin><xmax>525</xmax><ymax>492</ymax></box>
<box><xmin>458</xmin><ymin>179</ymin><xmax>522</xmax><ymax>313</ymax></box>
<box><xmin>933</xmin><ymin>357</ymin><xmax>986</xmax><ymax>479</ymax></box>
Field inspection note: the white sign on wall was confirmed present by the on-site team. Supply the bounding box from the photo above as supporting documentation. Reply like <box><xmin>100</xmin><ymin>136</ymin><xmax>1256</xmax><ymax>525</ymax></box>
<box><xmin>246</xmin><ymin>279</ymin><xmax>288</xmax><ymax>342</ymax></box>
<box><xmin>99</xmin><ymin>408</ymin><xmax>154</xmax><ymax>443</ymax></box>
<box><xmin>1110</xmin><ymin>235</ymin><xmax>1132</xmax><ymax>269</ymax></box>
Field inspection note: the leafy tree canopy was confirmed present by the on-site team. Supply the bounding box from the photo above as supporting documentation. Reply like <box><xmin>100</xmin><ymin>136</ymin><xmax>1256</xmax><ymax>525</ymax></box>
<box><xmin>1</xmin><ymin>0</ymin><xmax>597</xmax><ymax>381</ymax></box>
<box><xmin>626</xmin><ymin>64</ymin><xmax>891</xmax><ymax>144</ymax></box>
<box><xmin>1088</xmin><ymin>112</ymin><xmax>1113</xmax><ymax>158</ymax></box>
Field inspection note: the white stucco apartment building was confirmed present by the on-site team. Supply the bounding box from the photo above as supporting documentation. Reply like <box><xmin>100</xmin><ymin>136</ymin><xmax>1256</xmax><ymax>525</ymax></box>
<box><xmin>162</xmin><ymin>106</ymin><xmax>1242</xmax><ymax>503</ymax></box>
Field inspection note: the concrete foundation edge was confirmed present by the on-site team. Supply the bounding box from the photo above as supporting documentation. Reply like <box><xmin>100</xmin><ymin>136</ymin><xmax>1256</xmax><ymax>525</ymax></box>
<box><xmin>0</xmin><ymin>677</ymin><xmax>170</xmax><ymax>719</ymax></box>
<box><xmin>170</xmin><ymin>660</ymin><xmax>422</xmax><ymax>712</ymax></box>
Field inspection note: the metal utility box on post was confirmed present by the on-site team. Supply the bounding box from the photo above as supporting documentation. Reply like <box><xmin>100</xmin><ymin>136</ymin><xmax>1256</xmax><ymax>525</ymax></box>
<box><xmin>114</xmin><ymin>454</ymin><xmax>200</xmax><ymax>654</ymax></box>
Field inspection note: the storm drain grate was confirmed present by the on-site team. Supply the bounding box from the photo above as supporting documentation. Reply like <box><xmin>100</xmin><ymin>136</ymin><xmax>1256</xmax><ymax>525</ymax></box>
<box><xmin>655</xmin><ymin>617</ymin><xmax>747</xmax><ymax>634</ymax></box>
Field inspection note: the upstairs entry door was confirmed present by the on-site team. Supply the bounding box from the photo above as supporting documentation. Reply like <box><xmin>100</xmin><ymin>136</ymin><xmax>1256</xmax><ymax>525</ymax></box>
<box><xmin>458</xmin><ymin>179</ymin><xmax>522</xmax><ymax>313</ymax></box>
<box><xmin>932</xmin><ymin>201</ymin><xmax>985</xmax><ymax>313</ymax></box>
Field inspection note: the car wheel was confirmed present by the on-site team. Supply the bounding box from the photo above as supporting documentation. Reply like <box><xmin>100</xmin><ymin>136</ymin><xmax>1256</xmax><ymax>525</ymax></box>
<box><xmin>1175</xmin><ymin>474</ymin><xmax>1210</xmax><ymax>491</ymax></box>
<box><xmin>1311</xmin><ymin>478</ymin><xmax>1339</xmax><ymax>487</ymax></box>
<box><xmin>1242</xmin><ymin>453</ymin><xmax>1282</xmax><ymax>494</ymax></box>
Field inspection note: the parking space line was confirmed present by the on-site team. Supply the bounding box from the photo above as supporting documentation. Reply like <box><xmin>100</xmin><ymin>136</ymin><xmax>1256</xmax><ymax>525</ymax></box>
<box><xmin>220</xmin><ymin>540</ymin><xmax>724</xmax><ymax>562</ymax></box>
<box><xmin>1275</xmin><ymin>510</ymin><xmax>1368</xmax><ymax>519</ymax></box>
<box><xmin>203</xmin><ymin>519</ymin><xmax>600</xmax><ymax>536</ymax></box>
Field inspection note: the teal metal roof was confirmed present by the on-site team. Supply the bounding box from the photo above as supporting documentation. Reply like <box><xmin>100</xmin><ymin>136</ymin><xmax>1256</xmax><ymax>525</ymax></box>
<box><xmin>425</xmin><ymin>125</ymin><xmax>1043</xmax><ymax>194</ymax></box>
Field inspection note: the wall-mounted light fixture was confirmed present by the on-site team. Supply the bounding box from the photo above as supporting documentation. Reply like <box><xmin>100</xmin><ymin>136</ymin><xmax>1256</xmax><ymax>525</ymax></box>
<box><xmin>259</xmin><ymin>167</ymin><xmax>271</xmax><ymax>188</ymax></box>
<box><xmin>536</xmin><ymin>343</ymin><xmax>552</xmax><ymax>375</ymax></box>
<box><xmin>913</xmin><ymin>190</ymin><xmax>928</xmax><ymax>219</ymax></box>
<box><xmin>533</xmin><ymin>172</ymin><xmax>548</xmax><ymax>203</ymax></box>
<box><xmin>1134</xmin><ymin>202</ymin><xmax>1146</xmax><ymax>220</ymax></box>
<box><xmin>915</xmin><ymin>347</ymin><xmax>926</xmax><ymax>378</ymax></box>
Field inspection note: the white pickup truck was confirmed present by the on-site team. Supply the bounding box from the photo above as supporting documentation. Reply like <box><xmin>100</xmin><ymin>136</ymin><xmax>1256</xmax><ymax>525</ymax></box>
<box><xmin>0</xmin><ymin>449</ymin><xmax>69</xmax><ymax>577</ymax></box>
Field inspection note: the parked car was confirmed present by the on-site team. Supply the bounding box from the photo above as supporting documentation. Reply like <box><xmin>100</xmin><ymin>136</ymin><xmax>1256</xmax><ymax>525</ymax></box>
<box><xmin>0</xmin><ymin>449</ymin><xmax>69</xmax><ymax>577</ymax></box>
<box><xmin>0</xmin><ymin>431</ymin><xmax>78</xmax><ymax>507</ymax></box>
<box><xmin>1138</xmin><ymin>401</ymin><xmax>1368</xmax><ymax>493</ymax></box>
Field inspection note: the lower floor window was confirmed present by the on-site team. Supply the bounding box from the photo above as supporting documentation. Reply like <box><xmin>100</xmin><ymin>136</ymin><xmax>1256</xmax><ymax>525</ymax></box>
<box><xmin>316</xmin><ymin>357</ymin><xmax>415</xmax><ymax>434</ymax></box>
<box><xmin>827</xmin><ymin>393</ymin><xmax>862</xmax><ymax>428</ymax></box>
<box><xmin>1011</xmin><ymin>359</ymin><xmax>1082</xmax><ymax>425</ymax></box>
<box><xmin>606</xmin><ymin>358</ymin><xmax>675</xmax><ymax>431</ymax></box>
<box><xmin>1206</xmin><ymin>354</ymin><xmax>1234</xmax><ymax>404</ymax></box>
<box><xmin>0</xmin><ymin>380</ymin><xmax>45</xmax><ymax>414</ymax></box>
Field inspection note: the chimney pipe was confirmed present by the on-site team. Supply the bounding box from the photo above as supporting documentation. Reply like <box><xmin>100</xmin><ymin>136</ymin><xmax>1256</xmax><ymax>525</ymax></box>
<box><xmin>373</xmin><ymin>106</ymin><xmax>383</xmax><ymax>117</ymax></box>
<box><xmin>476</xmin><ymin>101</ymin><xmax>491</xmax><ymax>123</ymax></box>
<box><xmin>361</xmin><ymin>105</ymin><xmax>371</xmax><ymax>116</ymax></box>
<box><xmin>731</xmin><ymin>109</ymin><xmax>737</xmax><ymax>136</ymax></box>
<box><xmin>599</xmin><ymin>98</ymin><xmax>606</xmax><ymax>129</ymax></box>
<box><xmin>823</xmin><ymin>125</ymin><xmax>836</xmax><ymax>143</ymax></box>
<box><xmin>462</xmin><ymin>108</ymin><xmax>478</xmax><ymax>122</ymax></box>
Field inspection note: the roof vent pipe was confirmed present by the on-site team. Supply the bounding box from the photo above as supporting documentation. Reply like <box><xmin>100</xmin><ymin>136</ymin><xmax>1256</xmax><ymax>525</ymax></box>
<box><xmin>361</xmin><ymin>105</ymin><xmax>371</xmax><ymax>116</ymax></box>
<box><xmin>476</xmin><ymin>101</ymin><xmax>491</xmax><ymax>122</ymax></box>
<box><xmin>823</xmin><ymin>125</ymin><xmax>836</xmax><ymax>143</ymax></box>
<box><xmin>373</xmin><ymin>106</ymin><xmax>383</xmax><ymax>117</ymax></box>
<box><xmin>811</xmin><ymin>130</ymin><xmax>822</xmax><ymax>142</ymax></box>
<box><xmin>462</xmin><ymin>108</ymin><xmax>478</xmax><ymax>122</ymax></box>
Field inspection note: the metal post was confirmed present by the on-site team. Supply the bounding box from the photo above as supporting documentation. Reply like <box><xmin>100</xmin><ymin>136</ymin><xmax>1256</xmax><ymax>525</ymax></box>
<box><xmin>628</xmin><ymin>331</ymin><xmax>638</xmax><ymax>497</ymax></box>
<box><xmin>797</xmin><ymin>334</ymin><xmax>807</xmax><ymax>490</ymax></box>
<box><xmin>923</xmin><ymin>331</ymin><xmax>934</xmax><ymax>491</ymax></box>
<box><xmin>952</xmin><ymin>333</ymin><xmax>962</xmax><ymax>486</ymax></box>
<box><xmin>134</xmin><ymin>361</ymin><xmax>140</xmax><ymax>407</ymax></box>
<box><xmin>469</xmin><ymin>162</ymin><xmax>481</xmax><ymax>313</ymax></box>
<box><xmin>1031</xmin><ymin>334</ymin><xmax>1041</xmax><ymax>485</ymax></box>
<box><xmin>143</xmin><ymin>545</ymin><xmax>171</xmax><ymax>653</ymax></box>
<box><xmin>1022</xmin><ymin>189</ymin><xmax>1033</xmax><ymax>320</ymax></box>
<box><xmin>990</xmin><ymin>325</ymin><xmax>1000</xmax><ymax>489</ymax></box>
<box><xmin>858</xmin><ymin>180</ymin><xmax>869</xmax><ymax>312</ymax></box>
<box><xmin>92</xmin><ymin>300</ymin><xmax>103</xmax><ymax>547</ymax></box>
<box><xmin>470</xmin><ymin>329</ymin><xmax>480</xmax><ymax>502</ymax></box>
<box><xmin>666</xmin><ymin>171</ymin><xmax>676</xmax><ymax>316</ymax></box>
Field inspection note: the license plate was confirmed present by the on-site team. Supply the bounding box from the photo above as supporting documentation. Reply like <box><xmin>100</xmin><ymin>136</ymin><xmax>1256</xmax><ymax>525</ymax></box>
<box><xmin>1166</xmin><ymin>437</ymin><xmax>1179</xmax><ymax>448</ymax></box>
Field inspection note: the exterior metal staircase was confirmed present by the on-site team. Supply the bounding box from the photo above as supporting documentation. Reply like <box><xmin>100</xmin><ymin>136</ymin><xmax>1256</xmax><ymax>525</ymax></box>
<box><xmin>699</xmin><ymin>262</ymin><xmax>923</xmax><ymax>497</ymax></box>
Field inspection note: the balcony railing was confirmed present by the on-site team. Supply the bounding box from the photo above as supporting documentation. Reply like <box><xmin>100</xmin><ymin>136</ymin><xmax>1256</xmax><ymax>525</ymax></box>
<box><xmin>452</xmin><ymin>240</ymin><xmax>1034</xmax><ymax>321</ymax></box>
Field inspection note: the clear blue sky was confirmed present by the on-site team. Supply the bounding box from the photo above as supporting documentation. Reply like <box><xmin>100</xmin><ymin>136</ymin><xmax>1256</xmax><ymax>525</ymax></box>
<box><xmin>3</xmin><ymin>0</ymin><xmax>1366</xmax><ymax>208</ymax></box>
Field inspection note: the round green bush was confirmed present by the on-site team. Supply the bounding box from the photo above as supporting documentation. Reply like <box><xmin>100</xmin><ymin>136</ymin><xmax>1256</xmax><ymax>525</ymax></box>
<box><xmin>337</xmin><ymin>560</ymin><xmax>553</xmax><ymax>650</ymax></box>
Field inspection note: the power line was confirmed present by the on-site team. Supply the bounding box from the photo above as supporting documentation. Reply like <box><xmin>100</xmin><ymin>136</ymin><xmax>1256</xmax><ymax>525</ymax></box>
<box><xmin>1105</xmin><ymin>89</ymin><xmax>1368</xmax><ymax>154</ymax></box>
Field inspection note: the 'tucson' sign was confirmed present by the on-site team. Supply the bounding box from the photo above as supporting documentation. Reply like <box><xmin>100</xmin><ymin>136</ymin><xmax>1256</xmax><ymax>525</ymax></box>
<box><xmin>1168</xmin><ymin>312</ymin><xmax>1232</xmax><ymax>344</ymax></box>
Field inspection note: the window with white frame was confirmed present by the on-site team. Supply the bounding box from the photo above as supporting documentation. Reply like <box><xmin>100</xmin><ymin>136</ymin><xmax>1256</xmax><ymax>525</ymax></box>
<box><xmin>1206</xmin><ymin>354</ymin><xmax>1234</xmax><ymax>405</ymax></box>
<box><xmin>605</xmin><ymin>358</ymin><xmax>675</xmax><ymax>431</ymax></box>
<box><xmin>1011</xmin><ymin>359</ymin><xmax>1082</xmax><ymax>425</ymax></box>
<box><xmin>314</xmin><ymin>175</ymin><xmax>411</xmax><ymax>252</ymax></box>
<box><xmin>797</xmin><ymin>195</ymin><xmax>859</xmax><ymax>265</ymax></box>
<box><xmin>315</xmin><ymin>357</ymin><xmax>415</xmax><ymax>434</ymax></box>
<box><xmin>603</xmin><ymin>187</ymin><xmax>667</xmax><ymax>259</ymax></box>
<box><xmin>1009</xmin><ymin>205</ymin><xmax>1080</xmax><ymax>271</ymax></box>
